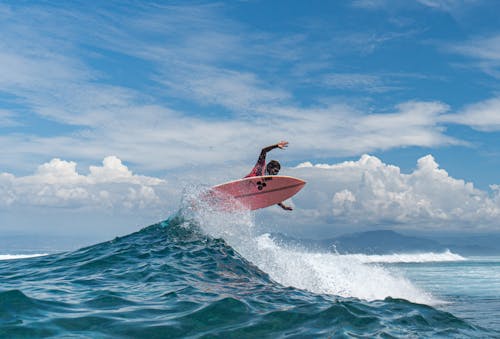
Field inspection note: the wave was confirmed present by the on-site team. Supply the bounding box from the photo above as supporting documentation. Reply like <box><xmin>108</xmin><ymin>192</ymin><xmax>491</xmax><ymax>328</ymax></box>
<box><xmin>0</xmin><ymin>207</ymin><xmax>490</xmax><ymax>337</ymax></box>
<box><xmin>340</xmin><ymin>250</ymin><xmax>467</xmax><ymax>264</ymax></box>
<box><xmin>181</xmin><ymin>191</ymin><xmax>436</xmax><ymax>304</ymax></box>
<box><xmin>0</xmin><ymin>253</ymin><xmax>48</xmax><ymax>261</ymax></box>
<box><xmin>250</xmin><ymin>233</ymin><xmax>437</xmax><ymax>304</ymax></box>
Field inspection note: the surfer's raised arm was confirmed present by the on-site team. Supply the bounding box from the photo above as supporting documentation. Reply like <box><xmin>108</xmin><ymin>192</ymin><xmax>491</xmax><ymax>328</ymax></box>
<box><xmin>260</xmin><ymin>141</ymin><xmax>289</xmax><ymax>156</ymax></box>
<box><xmin>245</xmin><ymin>141</ymin><xmax>288</xmax><ymax>178</ymax></box>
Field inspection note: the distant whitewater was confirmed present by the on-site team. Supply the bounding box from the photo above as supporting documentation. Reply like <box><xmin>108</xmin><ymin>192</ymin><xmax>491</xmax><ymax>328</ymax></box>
<box><xmin>0</xmin><ymin>193</ymin><xmax>496</xmax><ymax>337</ymax></box>
<box><xmin>0</xmin><ymin>253</ymin><xmax>48</xmax><ymax>261</ymax></box>
<box><xmin>341</xmin><ymin>250</ymin><xmax>466</xmax><ymax>264</ymax></box>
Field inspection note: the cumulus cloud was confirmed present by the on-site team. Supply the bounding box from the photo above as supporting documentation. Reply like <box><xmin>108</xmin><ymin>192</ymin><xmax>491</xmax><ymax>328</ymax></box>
<box><xmin>0</xmin><ymin>156</ymin><xmax>168</xmax><ymax>211</ymax></box>
<box><xmin>3</xmin><ymin>154</ymin><xmax>500</xmax><ymax>234</ymax></box>
<box><xmin>287</xmin><ymin>154</ymin><xmax>500</xmax><ymax>232</ymax></box>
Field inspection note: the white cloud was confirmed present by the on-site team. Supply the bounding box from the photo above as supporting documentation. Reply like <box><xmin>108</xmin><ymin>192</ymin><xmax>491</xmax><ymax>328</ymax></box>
<box><xmin>351</xmin><ymin>0</ymin><xmax>388</xmax><ymax>9</ymax></box>
<box><xmin>352</xmin><ymin>0</ymin><xmax>478</xmax><ymax>13</ymax></box>
<box><xmin>322</xmin><ymin>73</ymin><xmax>398</xmax><ymax>93</ymax></box>
<box><xmin>3</xmin><ymin>154</ymin><xmax>500</xmax><ymax>234</ymax></box>
<box><xmin>353</xmin><ymin>101</ymin><xmax>456</xmax><ymax>148</ymax></box>
<box><xmin>0</xmin><ymin>3</ymin><xmax>296</xmax><ymax>171</ymax></box>
<box><xmin>0</xmin><ymin>1</ymin><xmax>492</xmax><ymax>178</ymax></box>
<box><xmin>448</xmin><ymin>34</ymin><xmax>500</xmax><ymax>78</ymax></box>
<box><xmin>0</xmin><ymin>156</ymin><xmax>168</xmax><ymax>211</ymax></box>
<box><xmin>267</xmin><ymin>101</ymin><xmax>462</xmax><ymax>157</ymax></box>
<box><xmin>88</xmin><ymin>156</ymin><xmax>164</xmax><ymax>185</ymax></box>
<box><xmin>333</xmin><ymin>30</ymin><xmax>422</xmax><ymax>56</ymax></box>
<box><xmin>417</xmin><ymin>0</ymin><xmax>479</xmax><ymax>13</ymax></box>
<box><xmin>455</xmin><ymin>35</ymin><xmax>500</xmax><ymax>61</ymax></box>
<box><xmin>157</xmin><ymin>66</ymin><xmax>291</xmax><ymax>113</ymax></box>
<box><xmin>441</xmin><ymin>97</ymin><xmax>500</xmax><ymax>131</ymax></box>
<box><xmin>0</xmin><ymin>97</ymin><xmax>463</xmax><ymax>173</ymax></box>
<box><xmin>286</xmin><ymin>154</ymin><xmax>500</xmax><ymax>232</ymax></box>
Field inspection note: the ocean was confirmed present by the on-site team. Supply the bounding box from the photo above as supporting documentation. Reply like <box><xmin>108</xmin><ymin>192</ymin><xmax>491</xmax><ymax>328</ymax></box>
<box><xmin>1</xmin><ymin>204</ymin><xmax>499</xmax><ymax>338</ymax></box>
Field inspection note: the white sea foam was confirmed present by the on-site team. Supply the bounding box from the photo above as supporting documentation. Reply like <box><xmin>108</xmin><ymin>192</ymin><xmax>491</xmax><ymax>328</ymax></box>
<box><xmin>184</xmin><ymin>190</ymin><xmax>440</xmax><ymax>305</ymax></box>
<box><xmin>0</xmin><ymin>253</ymin><xmax>48</xmax><ymax>260</ymax></box>
<box><xmin>342</xmin><ymin>250</ymin><xmax>466</xmax><ymax>264</ymax></box>
<box><xmin>249</xmin><ymin>234</ymin><xmax>437</xmax><ymax>304</ymax></box>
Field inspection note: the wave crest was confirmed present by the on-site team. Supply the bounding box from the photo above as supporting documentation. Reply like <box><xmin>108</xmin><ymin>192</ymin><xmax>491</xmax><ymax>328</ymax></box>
<box><xmin>0</xmin><ymin>253</ymin><xmax>48</xmax><ymax>261</ymax></box>
<box><xmin>341</xmin><ymin>250</ymin><xmax>466</xmax><ymax>264</ymax></box>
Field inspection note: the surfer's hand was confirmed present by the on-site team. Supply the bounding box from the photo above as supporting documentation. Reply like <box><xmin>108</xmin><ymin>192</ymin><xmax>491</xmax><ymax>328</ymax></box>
<box><xmin>277</xmin><ymin>141</ymin><xmax>288</xmax><ymax>149</ymax></box>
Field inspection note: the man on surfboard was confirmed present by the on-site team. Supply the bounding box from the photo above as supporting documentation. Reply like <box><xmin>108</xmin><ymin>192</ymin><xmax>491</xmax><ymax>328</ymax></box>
<box><xmin>245</xmin><ymin>141</ymin><xmax>293</xmax><ymax>211</ymax></box>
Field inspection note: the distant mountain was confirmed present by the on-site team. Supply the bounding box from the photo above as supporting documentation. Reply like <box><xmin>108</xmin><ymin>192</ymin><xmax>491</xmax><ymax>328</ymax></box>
<box><xmin>437</xmin><ymin>234</ymin><xmax>500</xmax><ymax>256</ymax></box>
<box><xmin>270</xmin><ymin>230</ymin><xmax>500</xmax><ymax>255</ymax></box>
<box><xmin>330</xmin><ymin>230</ymin><xmax>445</xmax><ymax>254</ymax></box>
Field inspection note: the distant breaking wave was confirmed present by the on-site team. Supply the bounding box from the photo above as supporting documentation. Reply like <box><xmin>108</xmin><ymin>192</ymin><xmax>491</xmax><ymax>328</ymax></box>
<box><xmin>340</xmin><ymin>250</ymin><xmax>466</xmax><ymax>264</ymax></box>
<box><xmin>0</xmin><ymin>253</ymin><xmax>48</xmax><ymax>261</ymax></box>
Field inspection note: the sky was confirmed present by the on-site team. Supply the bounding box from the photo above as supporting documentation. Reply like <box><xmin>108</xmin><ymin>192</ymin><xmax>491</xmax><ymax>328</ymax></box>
<box><xmin>1</xmin><ymin>0</ymin><xmax>500</xmax><ymax>245</ymax></box>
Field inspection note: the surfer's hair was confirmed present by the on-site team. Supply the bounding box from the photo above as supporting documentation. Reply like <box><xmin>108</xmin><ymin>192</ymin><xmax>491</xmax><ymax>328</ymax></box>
<box><xmin>267</xmin><ymin>160</ymin><xmax>280</xmax><ymax>172</ymax></box>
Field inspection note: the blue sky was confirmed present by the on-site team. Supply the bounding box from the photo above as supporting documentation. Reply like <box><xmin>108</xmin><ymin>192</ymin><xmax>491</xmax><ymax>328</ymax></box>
<box><xmin>1</xmin><ymin>0</ymin><xmax>500</xmax><ymax>242</ymax></box>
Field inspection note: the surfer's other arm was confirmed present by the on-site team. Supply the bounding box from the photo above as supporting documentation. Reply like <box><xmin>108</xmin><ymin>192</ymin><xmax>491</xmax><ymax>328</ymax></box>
<box><xmin>277</xmin><ymin>202</ymin><xmax>293</xmax><ymax>211</ymax></box>
<box><xmin>266</xmin><ymin>141</ymin><xmax>291</xmax><ymax>211</ymax></box>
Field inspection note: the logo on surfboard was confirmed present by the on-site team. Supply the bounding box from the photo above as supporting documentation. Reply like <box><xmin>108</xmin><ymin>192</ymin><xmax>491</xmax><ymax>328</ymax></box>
<box><xmin>255</xmin><ymin>177</ymin><xmax>272</xmax><ymax>190</ymax></box>
<box><xmin>256</xmin><ymin>181</ymin><xmax>266</xmax><ymax>190</ymax></box>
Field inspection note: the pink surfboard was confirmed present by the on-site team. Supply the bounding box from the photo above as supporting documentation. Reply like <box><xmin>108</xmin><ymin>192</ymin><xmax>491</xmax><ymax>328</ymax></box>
<box><xmin>210</xmin><ymin>175</ymin><xmax>306</xmax><ymax>210</ymax></box>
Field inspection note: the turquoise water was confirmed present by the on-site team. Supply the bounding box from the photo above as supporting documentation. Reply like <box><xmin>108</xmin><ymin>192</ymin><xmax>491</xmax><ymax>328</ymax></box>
<box><xmin>0</xmin><ymin>208</ymin><xmax>498</xmax><ymax>337</ymax></box>
<box><xmin>392</xmin><ymin>258</ymin><xmax>500</xmax><ymax>331</ymax></box>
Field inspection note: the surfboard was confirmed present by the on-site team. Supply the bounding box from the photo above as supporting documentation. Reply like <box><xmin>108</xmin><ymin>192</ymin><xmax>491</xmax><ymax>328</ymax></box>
<box><xmin>210</xmin><ymin>175</ymin><xmax>306</xmax><ymax>210</ymax></box>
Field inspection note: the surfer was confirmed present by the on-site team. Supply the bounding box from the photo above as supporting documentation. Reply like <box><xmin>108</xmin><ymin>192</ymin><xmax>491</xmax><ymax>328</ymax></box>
<box><xmin>245</xmin><ymin>141</ymin><xmax>293</xmax><ymax>211</ymax></box>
